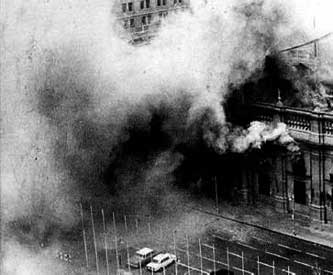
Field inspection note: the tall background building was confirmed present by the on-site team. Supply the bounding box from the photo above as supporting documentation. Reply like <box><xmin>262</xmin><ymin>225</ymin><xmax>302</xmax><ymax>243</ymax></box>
<box><xmin>114</xmin><ymin>0</ymin><xmax>190</xmax><ymax>43</ymax></box>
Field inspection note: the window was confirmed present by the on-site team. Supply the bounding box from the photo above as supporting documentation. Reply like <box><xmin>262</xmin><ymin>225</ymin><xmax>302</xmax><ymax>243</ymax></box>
<box><xmin>122</xmin><ymin>3</ymin><xmax>126</xmax><ymax>12</ymax></box>
<box><xmin>146</xmin><ymin>0</ymin><xmax>150</xmax><ymax>8</ymax></box>
<box><xmin>147</xmin><ymin>14</ymin><xmax>152</xmax><ymax>24</ymax></box>
<box><xmin>142</xmin><ymin>16</ymin><xmax>147</xmax><ymax>25</ymax></box>
<box><xmin>163</xmin><ymin>0</ymin><xmax>166</xmax><ymax>5</ymax></box>
<box><xmin>294</xmin><ymin>180</ymin><xmax>306</xmax><ymax>205</ymax></box>
<box><xmin>259</xmin><ymin>174</ymin><xmax>270</xmax><ymax>196</ymax></box>
<box><xmin>130</xmin><ymin>18</ymin><xmax>135</xmax><ymax>28</ymax></box>
<box><xmin>128</xmin><ymin>2</ymin><xmax>133</xmax><ymax>11</ymax></box>
<box><xmin>140</xmin><ymin>0</ymin><xmax>144</xmax><ymax>9</ymax></box>
<box><xmin>124</xmin><ymin>19</ymin><xmax>128</xmax><ymax>28</ymax></box>
<box><xmin>157</xmin><ymin>0</ymin><xmax>161</xmax><ymax>6</ymax></box>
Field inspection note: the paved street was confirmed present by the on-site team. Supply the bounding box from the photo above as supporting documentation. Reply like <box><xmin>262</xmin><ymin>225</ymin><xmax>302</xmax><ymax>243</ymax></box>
<box><xmin>80</xmin><ymin>223</ymin><xmax>333</xmax><ymax>275</ymax></box>
<box><xmin>64</xmin><ymin>204</ymin><xmax>333</xmax><ymax>275</ymax></box>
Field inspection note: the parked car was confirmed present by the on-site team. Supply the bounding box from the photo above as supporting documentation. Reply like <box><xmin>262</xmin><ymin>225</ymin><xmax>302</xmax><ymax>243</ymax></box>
<box><xmin>128</xmin><ymin>247</ymin><xmax>157</xmax><ymax>268</ymax></box>
<box><xmin>146</xmin><ymin>253</ymin><xmax>178</xmax><ymax>272</ymax></box>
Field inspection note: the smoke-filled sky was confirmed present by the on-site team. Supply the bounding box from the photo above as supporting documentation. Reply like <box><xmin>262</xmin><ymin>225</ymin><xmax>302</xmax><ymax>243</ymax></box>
<box><xmin>1</xmin><ymin>0</ymin><xmax>332</xmax><ymax>274</ymax></box>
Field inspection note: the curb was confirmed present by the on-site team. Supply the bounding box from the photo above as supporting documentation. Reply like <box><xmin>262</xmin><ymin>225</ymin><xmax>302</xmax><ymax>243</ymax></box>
<box><xmin>188</xmin><ymin>205</ymin><xmax>333</xmax><ymax>250</ymax></box>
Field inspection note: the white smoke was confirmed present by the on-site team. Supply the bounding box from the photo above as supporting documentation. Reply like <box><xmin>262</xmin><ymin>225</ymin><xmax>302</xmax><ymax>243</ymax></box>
<box><xmin>232</xmin><ymin>121</ymin><xmax>299</xmax><ymax>153</ymax></box>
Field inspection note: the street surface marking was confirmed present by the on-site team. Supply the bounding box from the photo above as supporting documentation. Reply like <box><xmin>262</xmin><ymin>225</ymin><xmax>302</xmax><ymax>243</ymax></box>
<box><xmin>278</xmin><ymin>244</ymin><xmax>302</xmax><ymax>253</ymax></box>
<box><xmin>305</xmin><ymin>252</ymin><xmax>326</xmax><ymax>260</ymax></box>
<box><xmin>211</xmin><ymin>233</ymin><xmax>229</xmax><ymax>241</ymax></box>
<box><xmin>252</xmin><ymin>236</ymin><xmax>272</xmax><ymax>244</ymax></box>
<box><xmin>294</xmin><ymin>260</ymin><xmax>313</xmax><ymax>268</ymax></box>
<box><xmin>177</xmin><ymin>262</ymin><xmax>210</xmax><ymax>275</ymax></box>
<box><xmin>265</xmin><ymin>251</ymin><xmax>290</xmax><ymax>261</ymax></box>
<box><xmin>282</xmin><ymin>269</ymin><xmax>296</xmax><ymax>275</ymax></box>
<box><xmin>236</xmin><ymin>241</ymin><xmax>258</xmax><ymax>251</ymax></box>
<box><xmin>201</xmin><ymin>243</ymin><xmax>214</xmax><ymax>249</ymax></box>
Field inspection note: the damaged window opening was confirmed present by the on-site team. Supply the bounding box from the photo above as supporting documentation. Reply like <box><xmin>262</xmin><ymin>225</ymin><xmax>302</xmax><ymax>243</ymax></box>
<box><xmin>140</xmin><ymin>0</ymin><xmax>144</xmax><ymax>9</ymax></box>
<box><xmin>130</xmin><ymin>18</ymin><xmax>135</xmax><ymax>28</ymax></box>
<box><xmin>128</xmin><ymin>2</ymin><xmax>133</xmax><ymax>11</ymax></box>
<box><xmin>146</xmin><ymin>0</ymin><xmax>150</xmax><ymax>8</ymax></box>
<box><xmin>294</xmin><ymin>180</ymin><xmax>306</xmax><ymax>205</ymax></box>
<box><xmin>157</xmin><ymin>0</ymin><xmax>161</xmax><ymax>6</ymax></box>
<box><xmin>142</xmin><ymin>16</ymin><xmax>147</xmax><ymax>25</ymax></box>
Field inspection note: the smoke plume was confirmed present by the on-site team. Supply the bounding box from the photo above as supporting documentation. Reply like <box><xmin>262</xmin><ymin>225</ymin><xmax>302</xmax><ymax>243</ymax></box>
<box><xmin>231</xmin><ymin>121</ymin><xmax>299</xmax><ymax>153</ymax></box>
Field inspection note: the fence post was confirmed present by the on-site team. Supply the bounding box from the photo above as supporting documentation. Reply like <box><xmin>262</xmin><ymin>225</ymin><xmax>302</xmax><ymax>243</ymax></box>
<box><xmin>102</xmin><ymin>209</ymin><xmax>110</xmax><ymax>275</ymax></box>
<box><xmin>136</xmin><ymin>217</ymin><xmax>139</xmax><ymax>235</ymax></box>
<box><xmin>80</xmin><ymin>203</ymin><xmax>89</xmax><ymax>268</ymax></box>
<box><xmin>215</xmin><ymin>177</ymin><xmax>219</xmax><ymax>213</ymax></box>
<box><xmin>199</xmin><ymin>239</ymin><xmax>203</xmax><ymax>274</ymax></box>
<box><xmin>126</xmin><ymin>240</ymin><xmax>131</xmax><ymax>272</ymax></box>
<box><xmin>113</xmin><ymin>212</ymin><xmax>119</xmax><ymax>272</ymax></box>
<box><xmin>173</xmin><ymin>231</ymin><xmax>178</xmax><ymax>275</ymax></box>
<box><xmin>272</xmin><ymin>260</ymin><xmax>275</xmax><ymax>275</ymax></box>
<box><xmin>242</xmin><ymin>251</ymin><xmax>245</xmax><ymax>275</ymax></box>
<box><xmin>124</xmin><ymin>215</ymin><xmax>128</xmax><ymax>234</ymax></box>
<box><xmin>186</xmin><ymin>234</ymin><xmax>190</xmax><ymax>275</ymax></box>
<box><xmin>227</xmin><ymin>247</ymin><xmax>230</xmax><ymax>274</ymax></box>
<box><xmin>90</xmin><ymin>205</ymin><xmax>100</xmax><ymax>275</ymax></box>
<box><xmin>213</xmin><ymin>244</ymin><xmax>216</xmax><ymax>273</ymax></box>
<box><xmin>257</xmin><ymin>256</ymin><xmax>260</xmax><ymax>275</ymax></box>
<box><xmin>148</xmin><ymin>216</ymin><xmax>151</xmax><ymax>235</ymax></box>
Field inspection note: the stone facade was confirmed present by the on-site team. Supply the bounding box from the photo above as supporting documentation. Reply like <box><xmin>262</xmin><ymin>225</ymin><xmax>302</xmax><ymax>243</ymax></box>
<box><xmin>242</xmin><ymin>103</ymin><xmax>333</xmax><ymax>224</ymax></box>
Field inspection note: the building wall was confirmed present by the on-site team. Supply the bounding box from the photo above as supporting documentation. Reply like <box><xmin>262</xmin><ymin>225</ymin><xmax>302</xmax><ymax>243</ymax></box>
<box><xmin>242</xmin><ymin>103</ymin><xmax>333</xmax><ymax>224</ymax></box>
<box><xmin>113</xmin><ymin>0</ymin><xmax>190</xmax><ymax>42</ymax></box>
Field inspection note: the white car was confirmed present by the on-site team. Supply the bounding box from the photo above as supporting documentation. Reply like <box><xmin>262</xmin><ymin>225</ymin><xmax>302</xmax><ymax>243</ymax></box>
<box><xmin>146</xmin><ymin>253</ymin><xmax>177</xmax><ymax>272</ymax></box>
<box><xmin>128</xmin><ymin>247</ymin><xmax>157</xmax><ymax>268</ymax></box>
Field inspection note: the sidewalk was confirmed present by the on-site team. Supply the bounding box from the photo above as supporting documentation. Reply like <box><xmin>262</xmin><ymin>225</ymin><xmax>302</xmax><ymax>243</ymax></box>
<box><xmin>187</xmin><ymin>197</ymin><xmax>333</xmax><ymax>249</ymax></box>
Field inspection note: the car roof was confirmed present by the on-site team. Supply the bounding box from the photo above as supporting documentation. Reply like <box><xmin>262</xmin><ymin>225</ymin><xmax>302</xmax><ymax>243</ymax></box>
<box><xmin>136</xmin><ymin>247</ymin><xmax>154</xmax><ymax>256</ymax></box>
<box><xmin>153</xmin><ymin>253</ymin><xmax>169</xmax><ymax>261</ymax></box>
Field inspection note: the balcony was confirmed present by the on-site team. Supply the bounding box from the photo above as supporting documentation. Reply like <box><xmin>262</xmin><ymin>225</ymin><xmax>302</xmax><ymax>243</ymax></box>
<box><xmin>248</xmin><ymin>103</ymin><xmax>333</xmax><ymax>146</ymax></box>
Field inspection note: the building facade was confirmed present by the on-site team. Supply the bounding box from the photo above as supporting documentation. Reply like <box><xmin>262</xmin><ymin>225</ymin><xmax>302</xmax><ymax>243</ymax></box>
<box><xmin>241</xmin><ymin>102</ymin><xmax>333</xmax><ymax>224</ymax></box>
<box><xmin>236</xmin><ymin>35</ymin><xmax>333</xmax><ymax>225</ymax></box>
<box><xmin>113</xmin><ymin>0</ymin><xmax>190</xmax><ymax>43</ymax></box>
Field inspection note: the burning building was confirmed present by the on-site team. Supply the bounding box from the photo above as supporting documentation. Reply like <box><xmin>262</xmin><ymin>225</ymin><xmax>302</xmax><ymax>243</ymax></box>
<box><xmin>226</xmin><ymin>33</ymin><xmax>333</xmax><ymax>224</ymax></box>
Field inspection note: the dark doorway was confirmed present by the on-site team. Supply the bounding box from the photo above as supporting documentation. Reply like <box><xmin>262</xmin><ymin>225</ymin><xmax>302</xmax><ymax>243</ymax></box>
<box><xmin>259</xmin><ymin>173</ymin><xmax>270</xmax><ymax>196</ymax></box>
<box><xmin>294</xmin><ymin>180</ymin><xmax>306</xmax><ymax>204</ymax></box>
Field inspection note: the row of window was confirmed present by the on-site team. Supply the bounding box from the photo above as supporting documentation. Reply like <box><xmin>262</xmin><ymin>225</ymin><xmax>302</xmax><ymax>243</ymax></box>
<box><xmin>123</xmin><ymin>12</ymin><xmax>167</xmax><ymax>28</ymax></box>
<box><xmin>122</xmin><ymin>0</ymin><xmax>183</xmax><ymax>12</ymax></box>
